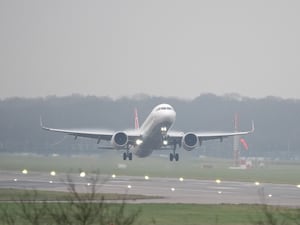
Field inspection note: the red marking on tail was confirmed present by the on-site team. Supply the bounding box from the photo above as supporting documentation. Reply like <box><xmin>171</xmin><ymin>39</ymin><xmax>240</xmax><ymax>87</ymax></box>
<box><xmin>134</xmin><ymin>108</ymin><xmax>139</xmax><ymax>129</ymax></box>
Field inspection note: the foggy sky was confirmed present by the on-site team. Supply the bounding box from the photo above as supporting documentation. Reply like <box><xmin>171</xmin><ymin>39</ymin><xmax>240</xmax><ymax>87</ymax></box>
<box><xmin>0</xmin><ymin>0</ymin><xmax>300</xmax><ymax>100</ymax></box>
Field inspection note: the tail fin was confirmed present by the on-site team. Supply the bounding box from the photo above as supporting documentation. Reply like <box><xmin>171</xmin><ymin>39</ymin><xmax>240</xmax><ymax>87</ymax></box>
<box><xmin>134</xmin><ymin>108</ymin><xmax>139</xmax><ymax>130</ymax></box>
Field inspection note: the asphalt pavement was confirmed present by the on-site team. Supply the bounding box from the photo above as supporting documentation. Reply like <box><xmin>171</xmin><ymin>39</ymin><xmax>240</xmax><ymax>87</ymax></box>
<box><xmin>0</xmin><ymin>170</ymin><xmax>299</xmax><ymax>206</ymax></box>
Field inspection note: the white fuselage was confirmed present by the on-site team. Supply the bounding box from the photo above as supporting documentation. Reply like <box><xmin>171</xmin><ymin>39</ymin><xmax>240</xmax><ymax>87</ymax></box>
<box><xmin>132</xmin><ymin>104</ymin><xmax>176</xmax><ymax>157</ymax></box>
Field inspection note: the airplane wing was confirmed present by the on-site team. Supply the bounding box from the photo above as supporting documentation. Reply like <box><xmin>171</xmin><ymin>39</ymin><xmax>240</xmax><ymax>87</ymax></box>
<box><xmin>168</xmin><ymin>121</ymin><xmax>254</xmax><ymax>144</ymax></box>
<box><xmin>40</xmin><ymin>118</ymin><xmax>140</xmax><ymax>145</ymax></box>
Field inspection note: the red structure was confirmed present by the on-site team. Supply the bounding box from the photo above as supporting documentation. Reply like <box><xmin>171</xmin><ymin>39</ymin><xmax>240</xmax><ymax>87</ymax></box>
<box><xmin>233</xmin><ymin>113</ymin><xmax>240</xmax><ymax>166</ymax></box>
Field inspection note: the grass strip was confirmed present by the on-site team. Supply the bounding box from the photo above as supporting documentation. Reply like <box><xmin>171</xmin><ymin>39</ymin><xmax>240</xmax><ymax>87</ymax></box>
<box><xmin>0</xmin><ymin>188</ymin><xmax>160</xmax><ymax>201</ymax></box>
<box><xmin>0</xmin><ymin>202</ymin><xmax>298</xmax><ymax>225</ymax></box>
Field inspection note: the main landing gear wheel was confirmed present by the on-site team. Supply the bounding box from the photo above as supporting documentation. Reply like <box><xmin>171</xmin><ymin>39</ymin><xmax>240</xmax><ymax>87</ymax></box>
<box><xmin>169</xmin><ymin>153</ymin><xmax>173</xmax><ymax>161</ymax></box>
<box><xmin>169</xmin><ymin>141</ymin><xmax>179</xmax><ymax>162</ymax></box>
<box><xmin>175</xmin><ymin>153</ymin><xmax>179</xmax><ymax>161</ymax></box>
<box><xmin>123</xmin><ymin>152</ymin><xmax>132</xmax><ymax>161</ymax></box>
<box><xmin>169</xmin><ymin>153</ymin><xmax>179</xmax><ymax>162</ymax></box>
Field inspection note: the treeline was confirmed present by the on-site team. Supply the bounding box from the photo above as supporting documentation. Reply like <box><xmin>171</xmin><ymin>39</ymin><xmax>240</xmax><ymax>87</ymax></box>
<box><xmin>0</xmin><ymin>93</ymin><xmax>299</xmax><ymax>159</ymax></box>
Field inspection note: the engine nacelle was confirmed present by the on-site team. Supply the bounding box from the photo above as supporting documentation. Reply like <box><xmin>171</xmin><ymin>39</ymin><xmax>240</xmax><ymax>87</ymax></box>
<box><xmin>111</xmin><ymin>131</ymin><xmax>128</xmax><ymax>149</ymax></box>
<box><xmin>182</xmin><ymin>133</ymin><xmax>198</xmax><ymax>151</ymax></box>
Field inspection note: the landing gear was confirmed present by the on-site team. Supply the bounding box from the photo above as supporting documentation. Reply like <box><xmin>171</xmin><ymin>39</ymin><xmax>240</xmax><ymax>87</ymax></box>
<box><xmin>128</xmin><ymin>152</ymin><xmax>132</xmax><ymax>160</ymax></box>
<box><xmin>169</xmin><ymin>142</ymin><xmax>179</xmax><ymax>162</ymax></box>
<box><xmin>175</xmin><ymin>153</ymin><xmax>179</xmax><ymax>161</ymax></box>
<box><xmin>161</xmin><ymin>126</ymin><xmax>169</xmax><ymax>146</ymax></box>
<box><xmin>123</xmin><ymin>151</ymin><xmax>132</xmax><ymax>161</ymax></box>
<box><xmin>169</xmin><ymin>153</ymin><xmax>179</xmax><ymax>162</ymax></box>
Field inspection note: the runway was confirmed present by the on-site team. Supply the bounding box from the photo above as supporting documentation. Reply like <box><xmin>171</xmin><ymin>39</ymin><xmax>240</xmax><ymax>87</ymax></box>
<box><xmin>0</xmin><ymin>170</ymin><xmax>299</xmax><ymax>206</ymax></box>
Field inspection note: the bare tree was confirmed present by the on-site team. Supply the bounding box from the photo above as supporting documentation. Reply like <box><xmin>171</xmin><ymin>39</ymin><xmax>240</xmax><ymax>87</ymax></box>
<box><xmin>0</xmin><ymin>173</ymin><xmax>141</xmax><ymax>225</ymax></box>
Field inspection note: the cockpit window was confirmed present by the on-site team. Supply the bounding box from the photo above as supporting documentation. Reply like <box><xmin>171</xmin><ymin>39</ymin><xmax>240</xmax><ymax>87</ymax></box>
<box><xmin>156</xmin><ymin>106</ymin><xmax>173</xmax><ymax>111</ymax></box>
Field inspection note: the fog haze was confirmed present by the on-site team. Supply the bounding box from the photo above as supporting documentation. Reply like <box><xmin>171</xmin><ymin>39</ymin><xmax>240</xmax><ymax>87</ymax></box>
<box><xmin>1</xmin><ymin>0</ymin><xmax>300</xmax><ymax>99</ymax></box>
<box><xmin>0</xmin><ymin>94</ymin><xmax>299</xmax><ymax>160</ymax></box>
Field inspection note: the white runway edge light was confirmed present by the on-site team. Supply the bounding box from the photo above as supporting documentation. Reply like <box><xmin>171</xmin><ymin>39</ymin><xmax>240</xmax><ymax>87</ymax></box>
<box><xmin>50</xmin><ymin>171</ymin><xmax>56</xmax><ymax>176</ymax></box>
<box><xmin>80</xmin><ymin>172</ymin><xmax>86</xmax><ymax>177</ymax></box>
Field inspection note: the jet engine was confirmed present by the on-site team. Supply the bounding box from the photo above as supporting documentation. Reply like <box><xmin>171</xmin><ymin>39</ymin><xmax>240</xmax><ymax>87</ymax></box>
<box><xmin>111</xmin><ymin>131</ymin><xmax>128</xmax><ymax>149</ymax></box>
<box><xmin>182</xmin><ymin>133</ymin><xmax>198</xmax><ymax>151</ymax></box>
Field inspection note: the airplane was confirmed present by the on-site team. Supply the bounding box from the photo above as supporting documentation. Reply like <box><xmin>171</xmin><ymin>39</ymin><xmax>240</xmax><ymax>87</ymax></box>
<box><xmin>41</xmin><ymin>103</ymin><xmax>254</xmax><ymax>161</ymax></box>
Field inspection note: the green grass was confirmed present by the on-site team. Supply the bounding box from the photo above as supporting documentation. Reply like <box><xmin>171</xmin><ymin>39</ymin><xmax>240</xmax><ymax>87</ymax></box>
<box><xmin>133</xmin><ymin>204</ymin><xmax>276</xmax><ymax>225</ymax></box>
<box><xmin>0</xmin><ymin>153</ymin><xmax>300</xmax><ymax>184</ymax></box>
<box><xmin>0</xmin><ymin>188</ymin><xmax>160</xmax><ymax>201</ymax></box>
<box><xmin>0</xmin><ymin>202</ymin><xmax>298</xmax><ymax>225</ymax></box>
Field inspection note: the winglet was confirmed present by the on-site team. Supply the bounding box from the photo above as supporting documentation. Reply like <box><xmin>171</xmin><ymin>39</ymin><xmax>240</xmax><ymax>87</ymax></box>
<box><xmin>251</xmin><ymin>120</ymin><xmax>255</xmax><ymax>133</ymax></box>
<box><xmin>40</xmin><ymin>116</ymin><xmax>44</xmax><ymax>128</ymax></box>
<box><xmin>40</xmin><ymin>116</ymin><xmax>48</xmax><ymax>130</ymax></box>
